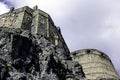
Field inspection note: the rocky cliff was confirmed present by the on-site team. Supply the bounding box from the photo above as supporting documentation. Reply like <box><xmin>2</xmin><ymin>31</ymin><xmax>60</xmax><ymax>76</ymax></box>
<box><xmin>0</xmin><ymin>27</ymin><xmax>85</xmax><ymax>80</ymax></box>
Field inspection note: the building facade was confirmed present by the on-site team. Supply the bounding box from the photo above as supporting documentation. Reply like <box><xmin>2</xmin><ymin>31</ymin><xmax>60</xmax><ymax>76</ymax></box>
<box><xmin>0</xmin><ymin>6</ymin><xmax>70</xmax><ymax>56</ymax></box>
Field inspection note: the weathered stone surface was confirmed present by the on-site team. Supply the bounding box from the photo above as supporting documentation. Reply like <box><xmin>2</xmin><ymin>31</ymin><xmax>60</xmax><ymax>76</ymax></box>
<box><xmin>0</xmin><ymin>27</ymin><xmax>85</xmax><ymax>80</ymax></box>
<box><xmin>71</xmin><ymin>49</ymin><xmax>120</xmax><ymax>80</ymax></box>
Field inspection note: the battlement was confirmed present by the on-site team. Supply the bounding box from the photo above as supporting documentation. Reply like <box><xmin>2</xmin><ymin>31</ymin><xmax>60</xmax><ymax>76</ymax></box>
<box><xmin>71</xmin><ymin>49</ymin><xmax>110</xmax><ymax>61</ymax></box>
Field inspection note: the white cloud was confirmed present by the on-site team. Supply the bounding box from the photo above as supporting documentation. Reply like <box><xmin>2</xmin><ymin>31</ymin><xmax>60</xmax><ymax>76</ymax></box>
<box><xmin>0</xmin><ymin>2</ymin><xmax>9</xmax><ymax>14</ymax></box>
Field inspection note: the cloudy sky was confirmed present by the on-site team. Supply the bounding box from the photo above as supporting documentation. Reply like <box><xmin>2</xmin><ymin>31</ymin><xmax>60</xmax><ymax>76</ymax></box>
<box><xmin>0</xmin><ymin>0</ymin><xmax>120</xmax><ymax>75</ymax></box>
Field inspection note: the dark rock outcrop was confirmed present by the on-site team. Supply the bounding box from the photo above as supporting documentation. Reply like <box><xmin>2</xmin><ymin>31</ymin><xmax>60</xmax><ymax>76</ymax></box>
<box><xmin>0</xmin><ymin>28</ymin><xmax>85</xmax><ymax>80</ymax></box>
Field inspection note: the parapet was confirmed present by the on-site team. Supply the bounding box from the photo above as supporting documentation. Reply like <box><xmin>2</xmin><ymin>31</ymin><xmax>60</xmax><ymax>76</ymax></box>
<box><xmin>71</xmin><ymin>49</ymin><xmax>110</xmax><ymax>61</ymax></box>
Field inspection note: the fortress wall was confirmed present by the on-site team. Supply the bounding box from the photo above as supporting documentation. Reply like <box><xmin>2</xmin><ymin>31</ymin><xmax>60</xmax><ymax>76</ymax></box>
<box><xmin>71</xmin><ymin>49</ymin><xmax>120</xmax><ymax>79</ymax></box>
<box><xmin>0</xmin><ymin>6</ymin><xmax>33</xmax><ymax>29</ymax></box>
<box><xmin>0</xmin><ymin>11</ymin><xmax>24</xmax><ymax>28</ymax></box>
<box><xmin>0</xmin><ymin>6</ymin><xmax>70</xmax><ymax>55</ymax></box>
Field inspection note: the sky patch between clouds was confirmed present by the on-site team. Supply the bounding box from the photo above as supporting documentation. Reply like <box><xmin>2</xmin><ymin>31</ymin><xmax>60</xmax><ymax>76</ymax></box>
<box><xmin>0</xmin><ymin>0</ymin><xmax>120</xmax><ymax>75</ymax></box>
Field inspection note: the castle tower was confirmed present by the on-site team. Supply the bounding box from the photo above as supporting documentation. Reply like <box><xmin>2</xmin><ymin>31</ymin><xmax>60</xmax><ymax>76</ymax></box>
<box><xmin>0</xmin><ymin>6</ymin><xmax>85</xmax><ymax>80</ymax></box>
<box><xmin>0</xmin><ymin>6</ymin><xmax>70</xmax><ymax>56</ymax></box>
<box><xmin>71</xmin><ymin>49</ymin><xmax>120</xmax><ymax>79</ymax></box>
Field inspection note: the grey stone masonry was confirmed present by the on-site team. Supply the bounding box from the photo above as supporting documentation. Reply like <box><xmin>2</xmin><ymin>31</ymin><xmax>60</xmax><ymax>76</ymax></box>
<box><xmin>0</xmin><ymin>6</ymin><xmax>70</xmax><ymax>56</ymax></box>
<box><xmin>71</xmin><ymin>49</ymin><xmax>120</xmax><ymax>80</ymax></box>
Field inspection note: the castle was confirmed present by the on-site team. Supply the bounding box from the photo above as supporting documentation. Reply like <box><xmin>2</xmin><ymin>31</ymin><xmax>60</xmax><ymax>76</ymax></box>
<box><xmin>71</xmin><ymin>49</ymin><xmax>120</xmax><ymax>79</ymax></box>
<box><xmin>0</xmin><ymin>6</ymin><xmax>119</xmax><ymax>80</ymax></box>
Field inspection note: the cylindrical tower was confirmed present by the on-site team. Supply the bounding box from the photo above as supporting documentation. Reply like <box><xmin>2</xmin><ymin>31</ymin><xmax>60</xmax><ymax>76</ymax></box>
<box><xmin>71</xmin><ymin>49</ymin><xmax>120</xmax><ymax>79</ymax></box>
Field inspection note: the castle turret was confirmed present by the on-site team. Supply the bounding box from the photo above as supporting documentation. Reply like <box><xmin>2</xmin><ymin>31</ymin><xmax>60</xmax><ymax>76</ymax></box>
<box><xmin>71</xmin><ymin>49</ymin><xmax>120</xmax><ymax>79</ymax></box>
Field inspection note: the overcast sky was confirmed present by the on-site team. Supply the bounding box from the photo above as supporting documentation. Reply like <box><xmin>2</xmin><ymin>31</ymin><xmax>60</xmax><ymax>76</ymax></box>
<box><xmin>0</xmin><ymin>0</ymin><xmax>120</xmax><ymax>75</ymax></box>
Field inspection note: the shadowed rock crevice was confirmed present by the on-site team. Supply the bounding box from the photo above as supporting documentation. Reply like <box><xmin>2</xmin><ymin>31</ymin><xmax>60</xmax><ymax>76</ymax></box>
<box><xmin>0</xmin><ymin>28</ymin><xmax>85</xmax><ymax>80</ymax></box>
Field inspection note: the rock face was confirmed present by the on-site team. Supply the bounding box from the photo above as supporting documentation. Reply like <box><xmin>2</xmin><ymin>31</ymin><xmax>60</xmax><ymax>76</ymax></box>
<box><xmin>0</xmin><ymin>6</ymin><xmax>85</xmax><ymax>80</ymax></box>
<box><xmin>71</xmin><ymin>49</ymin><xmax>120</xmax><ymax>79</ymax></box>
<box><xmin>0</xmin><ymin>28</ymin><xmax>85</xmax><ymax>80</ymax></box>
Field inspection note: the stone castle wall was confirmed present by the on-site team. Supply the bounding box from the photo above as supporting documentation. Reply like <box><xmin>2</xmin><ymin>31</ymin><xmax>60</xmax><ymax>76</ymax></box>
<box><xmin>71</xmin><ymin>49</ymin><xmax>120</xmax><ymax>79</ymax></box>
<box><xmin>0</xmin><ymin>6</ymin><xmax>70</xmax><ymax>56</ymax></box>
